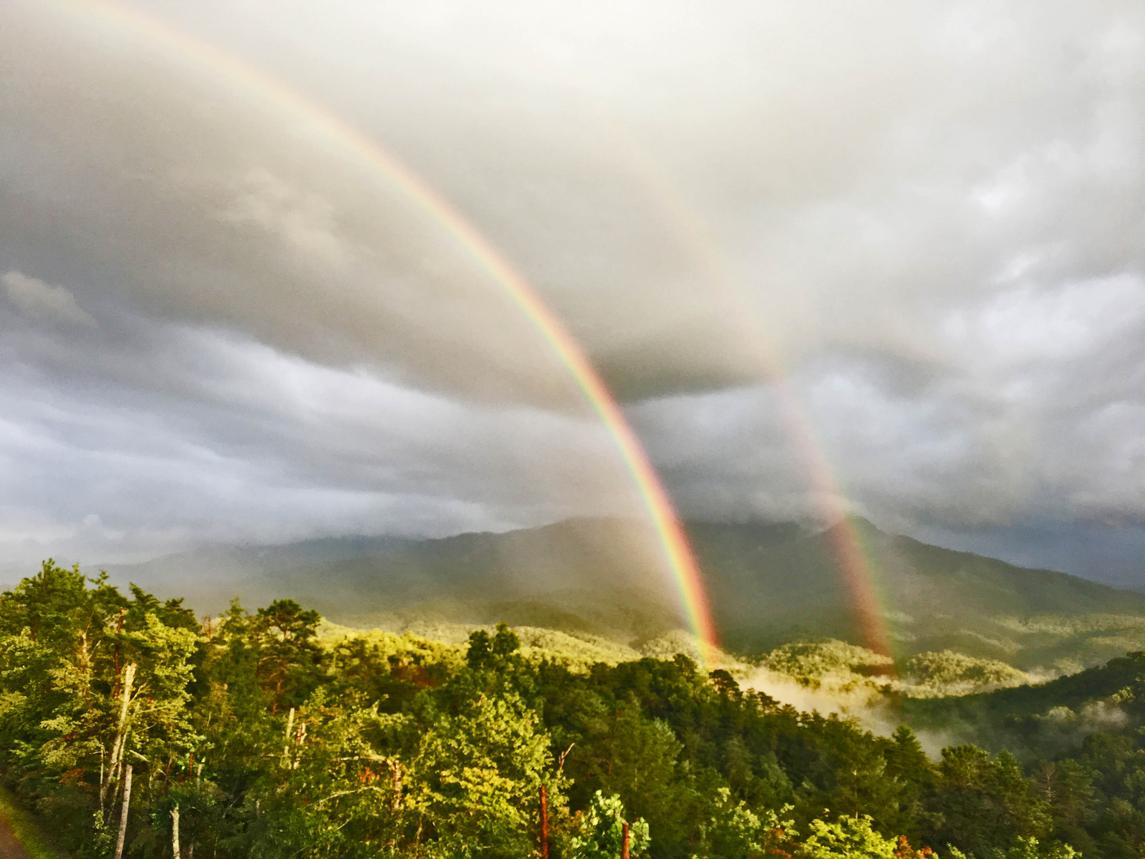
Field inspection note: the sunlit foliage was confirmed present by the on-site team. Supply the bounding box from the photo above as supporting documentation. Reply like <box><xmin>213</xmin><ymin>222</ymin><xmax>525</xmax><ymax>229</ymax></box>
<box><xmin>5</xmin><ymin>563</ymin><xmax>1139</xmax><ymax>857</ymax></box>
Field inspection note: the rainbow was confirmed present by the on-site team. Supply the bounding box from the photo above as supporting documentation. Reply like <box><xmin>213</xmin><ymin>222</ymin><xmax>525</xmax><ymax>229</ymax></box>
<box><xmin>779</xmin><ymin>400</ymin><xmax>893</xmax><ymax>657</ymax></box>
<box><xmin>603</xmin><ymin>125</ymin><xmax>894</xmax><ymax>657</ymax></box>
<box><xmin>52</xmin><ymin>0</ymin><xmax>719</xmax><ymax>662</ymax></box>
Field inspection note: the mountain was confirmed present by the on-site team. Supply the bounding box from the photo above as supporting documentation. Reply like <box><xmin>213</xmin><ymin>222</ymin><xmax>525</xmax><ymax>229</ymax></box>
<box><xmin>105</xmin><ymin>518</ymin><xmax>684</xmax><ymax>638</ymax></box>
<box><xmin>699</xmin><ymin>516</ymin><xmax>1145</xmax><ymax>670</ymax></box>
<box><xmin>104</xmin><ymin>516</ymin><xmax>1145</xmax><ymax>670</ymax></box>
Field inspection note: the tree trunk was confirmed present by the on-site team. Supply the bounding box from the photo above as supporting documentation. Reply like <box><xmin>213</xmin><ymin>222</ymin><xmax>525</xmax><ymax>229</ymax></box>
<box><xmin>282</xmin><ymin>707</ymin><xmax>294</xmax><ymax>768</ymax></box>
<box><xmin>102</xmin><ymin>662</ymin><xmax>137</xmax><ymax>811</ymax></box>
<box><xmin>171</xmin><ymin>803</ymin><xmax>181</xmax><ymax>859</ymax></box>
<box><xmin>114</xmin><ymin>763</ymin><xmax>133</xmax><ymax>859</ymax></box>
<box><xmin>538</xmin><ymin>784</ymin><xmax>549</xmax><ymax>859</ymax></box>
<box><xmin>99</xmin><ymin>746</ymin><xmax>106</xmax><ymax>820</ymax></box>
<box><xmin>390</xmin><ymin>760</ymin><xmax>403</xmax><ymax>813</ymax></box>
<box><xmin>621</xmin><ymin>820</ymin><xmax>630</xmax><ymax>859</ymax></box>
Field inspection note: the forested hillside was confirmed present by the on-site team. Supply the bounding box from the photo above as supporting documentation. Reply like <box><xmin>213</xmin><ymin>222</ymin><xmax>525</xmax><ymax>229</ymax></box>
<box><xmin>108</xmin><ymin>518</ymin><xmax>1145</xmax><ymax>670</ymax></box>
<box><xmin>7</xmin><ymin>562</ymin><xmax>1145</xmax><ymax>857</ymax></box>
<box><xmin>901</xmin><ymin>650</ymin><xmax>1145</xmax><ymax>759</ymax></box>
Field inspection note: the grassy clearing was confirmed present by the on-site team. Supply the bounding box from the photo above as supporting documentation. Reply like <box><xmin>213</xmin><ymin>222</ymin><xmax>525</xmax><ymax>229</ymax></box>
<box><xmin>0</xmin><ymin>783</ymin><xmax>67</xmax><ymax>859</ymax></box>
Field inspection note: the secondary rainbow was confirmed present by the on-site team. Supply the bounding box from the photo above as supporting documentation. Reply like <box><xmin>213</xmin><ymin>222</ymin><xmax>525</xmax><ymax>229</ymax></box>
<box><xmin>602</xmin><ymin>124</ymin><xmax>894</xmax><ymax>656</ymax></box>
<box><xmin>55</xmin><ymin>0</ymin><xmax>719</xmax><ymax>661</ymax></box>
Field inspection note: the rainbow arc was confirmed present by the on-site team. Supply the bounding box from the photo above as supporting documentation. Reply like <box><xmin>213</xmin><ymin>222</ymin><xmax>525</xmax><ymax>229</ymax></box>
<box><xmin>59</xmin><ymin>0</ymin><xmax>719</xmax><ymax>663</ymax></box>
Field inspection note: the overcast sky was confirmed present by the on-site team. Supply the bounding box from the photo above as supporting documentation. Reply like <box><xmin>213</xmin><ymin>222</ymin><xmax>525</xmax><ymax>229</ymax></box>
<box><xmin>2</xmin><ymin>1</ymin><xmax>1143</xmax><ymax>584</ymax></box>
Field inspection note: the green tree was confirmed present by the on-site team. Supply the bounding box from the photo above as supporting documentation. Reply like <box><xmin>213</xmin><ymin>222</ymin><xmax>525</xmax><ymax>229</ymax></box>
<box><xmin>570</xmin><ymin>790</ymin><xmax>651</xmax><ymax>858</ymax></box>
<box><xmin>238</xmin><ymin>692</ymin><xmax>408</xmax><ymax>858</ymax></box>
<box><xmin>408</xmin><ymin>689</ymin><xmax>559</xmax><ymax>856</ymax></box>
<box><xmin>250</xmin><ymin>599</ymin><xmax>323</xmax><ymax>713</ymax></box>
<box><xmin>693</xmin><ymin>787</ymin><xmax>794</xmax><ymax>858</ymax></box>
<box><xmin>0</xmin><ymin>563</ymin><xmax>201</xmax><ymax>855</ymax></box>
<box><xmin>884</xmin><ymin>725</ymin><xmax>935</xmax><ymax>840</ymax></box>
<box><xmin>795</xmin><ymin>814</ymin><xmax>899</xmax><ymax>858</ymax></box>
<box><xmin>973</xmin><ymin>835</ymin><xmax>1081</xmax><ymax>859</ymax></box>
<box><xmin>933</xmin><ymin>746</ymin><xmax>1050</xmax><ymax>856</ymax></box>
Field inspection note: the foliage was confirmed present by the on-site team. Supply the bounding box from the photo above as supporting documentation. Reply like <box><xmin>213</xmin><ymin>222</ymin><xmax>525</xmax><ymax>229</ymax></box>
<box><xmin>795</xmin><ymin>814</ymin><xmax>902</xmax><ymax>858</ymax></box>
<box><xmin>763</xmin><ymin>641</ymin><xmax>895</xmax><ymax>689</ymax></box>
<box><xmin>570</xmin><ymin>791</ymin><xmax>651</xmax><ymax>858</ymax></box>
<box><xmin>902</xmin><ymin>651</ymin><xmax>1030</xmax><ymax>696</ymax></box>
<box><xmin>7</xmin><ymin>561</ymin><xmax>1141</xmax><ymax>857</ymax></box>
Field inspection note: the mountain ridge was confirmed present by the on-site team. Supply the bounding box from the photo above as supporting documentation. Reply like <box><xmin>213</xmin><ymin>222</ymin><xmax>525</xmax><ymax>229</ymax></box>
<box><xmin>94</xmin><ymin>515</ymin><xmax>1145</xmax><ymax>671</ymax></box>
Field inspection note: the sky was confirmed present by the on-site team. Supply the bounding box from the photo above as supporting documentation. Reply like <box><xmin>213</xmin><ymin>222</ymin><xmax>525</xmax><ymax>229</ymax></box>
<box><xmin>2</xmin><ymin>1</ymin><xmax>1144</xmax><ymax>585</ymax></box>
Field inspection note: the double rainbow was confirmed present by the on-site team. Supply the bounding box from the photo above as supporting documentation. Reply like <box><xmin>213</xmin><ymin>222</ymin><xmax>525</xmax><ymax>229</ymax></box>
<box><xmin>45</xmin><ymin>0</ymin><xmax>902</xmax><ymax>665</ymax></box>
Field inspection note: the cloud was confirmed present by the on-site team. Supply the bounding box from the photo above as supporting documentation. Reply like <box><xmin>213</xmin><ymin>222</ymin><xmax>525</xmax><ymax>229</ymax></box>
<box><xmin>216</xmin><ymin>168</ymin><xmax>353</xmax><ymax>270</ymax></box>
<box><xmin>0</xmin><ymin>303</ymin><xmax>644</xmax><ymax>571</ymax></box>
<box><xmin>1</xmin><ymin>1</ymin><xmax>1144</xmax><ymax>579</ymax></box>
<box><xmin>3</xmin><ymin>271</ymin><xmax>95</xmax><ymax>327</ymax></box>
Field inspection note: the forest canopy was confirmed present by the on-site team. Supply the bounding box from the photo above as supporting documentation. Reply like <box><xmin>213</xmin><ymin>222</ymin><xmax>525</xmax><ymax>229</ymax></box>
<box><xmin>2</xmin><ymin>562</ymin><xmax>1142</xmax><ymax>857</ymax></box>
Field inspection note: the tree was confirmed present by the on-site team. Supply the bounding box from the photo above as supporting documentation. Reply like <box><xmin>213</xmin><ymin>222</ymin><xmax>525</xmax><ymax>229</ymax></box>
<box><xmin>933</xmin><ymin>746</ymin><xmax>1051</xmax><ymax>855</ymax></box>
<box><xmin>884</xmin><ymin>726</ymin><xmax>935</xmax><ymax>840</ymax></box>
<box><xmin>251</xmin><ymin>599</ymin><xmax>323</xmax><ymax>713</ymax></box>
<box><xmin>693</xmin><ymin>787</ymin><xmax>794</xmax><ymax>858</ymax></box>
<box><xmin>408</xmin><ymin>689</ymin><xmax>560</xmax><ymax>856</ymax></box>
<box><xmin>237</xmin><ymin>692</ymin><xmax>408</xmax><ymax>858</ymax></box>
<box><xmin>569</xmin><ymin>791</ymin><xmax>651</xmax><ymax>858</ymax></box>
<box><xmin>795</xmin><ymin>814</ymin><xmax>900</xmax><ymax>859</ymax></box>
<box><xmin>0</xmin><ymin>563</ymin><xmax>201</xmax><ymax>853</ymax></box>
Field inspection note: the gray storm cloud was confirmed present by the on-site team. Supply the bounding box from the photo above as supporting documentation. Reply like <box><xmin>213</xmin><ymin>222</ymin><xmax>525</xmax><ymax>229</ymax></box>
<box><xmin>2</xmin><ymin>271</ymin><xmax>96</xmax><ymax>327</ymax></box>
<box><xmin>1</xmin><ymin>0</ymin><xmax>1144</xmax><ymax>581</ymax></box>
